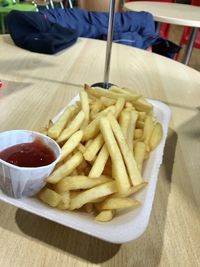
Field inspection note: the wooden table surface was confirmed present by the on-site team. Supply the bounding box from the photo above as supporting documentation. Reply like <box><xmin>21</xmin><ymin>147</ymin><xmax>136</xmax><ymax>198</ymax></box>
<box><xmin>0</xmin><ymin>35</ymin><xmax>200</xmax><ymax>267</ymax></box>
<box><xmin>124</xmin><ymin>1</ymin><xmax>200</xmax><ymax>27</ymax></box>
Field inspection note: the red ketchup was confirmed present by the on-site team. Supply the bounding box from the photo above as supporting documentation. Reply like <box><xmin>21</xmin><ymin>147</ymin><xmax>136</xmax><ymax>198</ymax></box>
<box><xmin>0</xmin><ymin>139</ymin><xmax>56</xmax><ymax>167</ymax></box>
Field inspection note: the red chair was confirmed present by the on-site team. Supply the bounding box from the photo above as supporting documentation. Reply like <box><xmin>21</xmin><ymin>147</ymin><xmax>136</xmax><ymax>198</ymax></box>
<box><xmin>126</xmin><ymin>0</ymin><xmax>176</xmax><ymax>39</ymax></box>
<box><xmin>179</xmin><ymin>0</ymin><xmax>200</xmax><ymax>50</ymax></box>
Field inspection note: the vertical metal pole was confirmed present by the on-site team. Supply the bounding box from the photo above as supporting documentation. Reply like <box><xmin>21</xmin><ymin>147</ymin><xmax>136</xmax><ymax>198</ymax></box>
<box><xmin>182</xmin><ymin>27</ymin><xmax>198</xmax><ymax>65</ymax></box>
<box><xmin>103</xmin><ymin>0</ymin><xmax>116</xmax><ymax>89</ymax></box>
<box><xmin>68</xmin><ymin>0</ymin><xmax>73</xmax><ymax>8</ymax></box>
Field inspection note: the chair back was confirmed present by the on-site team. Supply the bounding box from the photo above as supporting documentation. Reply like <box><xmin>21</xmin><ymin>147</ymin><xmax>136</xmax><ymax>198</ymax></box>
<box><xmin>191</xmin><ymin>0</ymin><xmax>200</xmax><ymax>6</ymax></box>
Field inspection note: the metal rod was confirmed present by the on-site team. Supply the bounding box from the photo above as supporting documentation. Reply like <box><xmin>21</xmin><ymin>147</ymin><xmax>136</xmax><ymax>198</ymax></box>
<box><xmin>103</xmin><ymin>0</ymin><xmax>116</xmax><ymax>89</ymax></box>
<box><xmin>182</xmin><ymin>27</ymin><xmax>198</xmax><ymax>65</ymax></box>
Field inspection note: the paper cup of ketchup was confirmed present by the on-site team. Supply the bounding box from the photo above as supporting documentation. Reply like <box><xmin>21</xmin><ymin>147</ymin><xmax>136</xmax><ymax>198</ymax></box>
<box><xmin>0</xmin><ymin>130</ymin><xmax>61</xmax><ymax>198</ymax></box>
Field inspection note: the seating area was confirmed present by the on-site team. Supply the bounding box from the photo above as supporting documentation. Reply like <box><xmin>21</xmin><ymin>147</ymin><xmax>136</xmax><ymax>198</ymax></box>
<box><xmin>0</xmin><ymin>0</ymin><xmax>199</xmax><ymax>70</ymax></box>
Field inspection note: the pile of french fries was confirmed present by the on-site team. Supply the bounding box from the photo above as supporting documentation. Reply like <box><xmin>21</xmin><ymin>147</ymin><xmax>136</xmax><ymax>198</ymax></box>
<box><xmin>37</xmin><ymin>85</ymin><xmax>163</xmax><ymax>222</ymax></box>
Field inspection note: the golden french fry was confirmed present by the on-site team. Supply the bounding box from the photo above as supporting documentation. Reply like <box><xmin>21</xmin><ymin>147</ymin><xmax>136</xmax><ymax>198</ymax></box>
<box><xmin>149</xmin><ymin>122</ymin><xmax>163</xmax><ymax>150</ymax></box>
<box><xmin>119</xmin><ymin>110</ymin><xmax>130</xmax><ymax>140</ymax></box>
<box><xmin>57</xmin><ymin>111</ymin><xmax>85</xmax><ymax>143</ymax></box>
<box><xmin>113</xmin><ymin>182</ymin><xmax>148</xmax><ymax>198</ymax></box>
<box><xmin>142</xmin><ymin>116</ymin><xmax>154</xmax><ymax>145</ymax></box>
<box><xmin>107</xmin><ymin>113</ymin><xmax>143</xmax><ymax>186</ymax></box>
<box><xmin>77</xmin><ymin>143</ymin><xmax>86</xmax><ymax>153</ymax></box>
<box><xmin>114</xmin><ymin>97</ymin><xmax>125</xmax><ymax>118</ymax></box>
<box><xmin>47</xmin><ymin>151</ymin><xmax>83</xmax><ymax>184</ymax></box>
<box><xmin>57</xmin><ymin>191</ymin><xmax>70</xmax><ymax>210</ymax></box>
<box><xmin>88</xmin><ymin>144</ymin><xmax>109</xmax><ymax>178</ymax></box>
<box><xmin>100</xmin><ymin>96</ymin><xmax>116</xmax><ymax>107</ymax></box>
<box><xmin>48</xmin><ymin>106</ymin><xmax>77</xmax><ymax>139</ymax></box>
<box><xmin>134</xmin><ymin>142</ymin><xmax>146</xmax><ymax>172</ymax></box>
<box><xmin>95</xmin><ymin>210</ymin><xmax>114</xmax><ymax>222</ymax></box>
<box><xmin>85</xmin><ymin>84</ymin><xmax>139</xmax><ymax>101</ymax></box>
<box><xmin>55</xmin><ymin>175</ymin><xmax>111</xmax><ymax>192</ymax></box>
<box><xmin>132</xmin><ymin>97</ymin><xmax>153</xmax><ymax>113</ymax></box>
<box><xmin>109</xmin><ymin>86</ymin><xmax>141</xmax><ymax>99</ymax></box>
<box><xmin>97</xmin><ymin>197</ymin><xmax>141</xmax><ymax>210</ymax></box>
<box><xmin>90</xmin><ymin>101</ymin><xmax>104</xmax><ymax>119</ymax></box>
<box><xmin>82</xmin><ymin>106</ymin><xmax>115</xmax><ymax>141</ymax></box>
<box><xmin>134</xmin><ymin>129</ymin><xmax>143</xmax><ymax>140</ymax></box>
<box><xmin>99</xmin><ymin>116</ymin><xmax>131</xmax><ymax>193</ymax></box>
<box><xmin>127</xmin><ymin>110</ymin><xmax>138</xmax><ymax>151</ymax></box>
<box><xmin>80</xmin><ymin>91</ymin><xmax>90</xmax><ymax>128</ymax></box>
<box><xmin>83</xmin><ymin>133</ymin><xmax>104</xmax><ymax>162</ymax></box>
<box><xmin>70</xmin><ymin>181</ymin><xmax>117</xmax><ymax>210</ymax></box>
<box><xmin>39</xmin><ymin>188</ymin><xmax>61</xmax><ymax>207</ymax></box>
<box><xmin>60</xmin><ymin>130</ymin><xmax>83</xmax><ymax>161</ymax></box>
<box><xmin>138</xmin><ymin>112</ymin><xmax>146</xmax><ymax>121</ymax></box>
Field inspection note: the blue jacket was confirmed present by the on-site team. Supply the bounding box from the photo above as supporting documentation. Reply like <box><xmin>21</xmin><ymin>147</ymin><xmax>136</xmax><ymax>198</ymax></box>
<box><xmin>7</xmin><ymin>8</ymin><xmax>180</xmax><ymax>57</ymax></box>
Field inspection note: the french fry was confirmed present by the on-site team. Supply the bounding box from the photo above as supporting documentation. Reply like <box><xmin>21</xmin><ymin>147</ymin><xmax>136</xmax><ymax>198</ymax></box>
<box><xmin>60</xmin><ymin>130</ymin><xmax>83</xmax><ymax>161</ymax></box>
<box><xmin>57</xmin><ymin>191</ymin><xmax>70</xmax><ymax>210</ymax></box>
<box><xmin>99</xmin><ymin>116</ymin><xmax>131</xmax><ymax>193</ymax></box>
<box><xmin>113</xmin><ymin>182</ymin><xmax>148</xmax><ymax>198</ymax></box>
<box><xmin>142</xmin><ymin>116</ymin><xmax>154</xmax><ymax>146</ymax></box>
<box><xmin>127</xmin><ymin>110</ymin><xmax>138</xmax><ymax>151</ymax></box>
<box><xmin>95</xmin><ymin>210</ymin><xmax>114</xmax><ymax>222</ymax></box>
<box><xmin>55</xmin><ymin>175</ymin><xmax>111</xmax><ymax>192</ymax></box>
<box><xmin>132</xmin><ymin>97</ymin><xmax>153</xmax><ymax>113</ymax></box>
<box><xmin>109</xmin><ymin>85</ymin><xmax>141</xmax><ymax>99</ymax></box>
<box><xmin>134</xmin><ymin>129</ymin><xmax>143</xmax><ymax>140</ymax></box>
<box><xmin>138</xmin><ymin>112</ymin><xmax>146</xmax><ymax>121</ymax></box>
<box><xmin>69</xmin><ymin>181</ymin><xmax>117</xmax><ymax>210</ymax></box>
<box><xmin>85</xmin><ymin>84</ymin><xmax>139</xmax><ymax>101</ymax></box>
<box><xmin>88</xmin><ymin>144</ymin><xmax>109</xmax><ymax>178</ymax></box>
<box><xmin>114</xmin><ymin>97</ymin><xmax>125</xmax><ymax>118</ymax></box>
<box><xmin>149</xmin><ymin>122</ymin><xmax>163</xmax><ymax>150</ymax></box>
<box><xmin>96</xmin><ymin>197</ymin><xmax>141</xmax><ymax>210</ymax></box>
<box><xmin>57</xmin><ymin>111</ymin><xmax>85</xmax><ymax>143</ymax></box>
<box><xmin>90</xmin><ymin>101</ymin><xmax>103</xmax><ymax>119</ymax></box>
<box><xmin>38</xmin><ymin>85</ymin><xmax>164</xmax><ymax>222</ymax></box>
<box><xmin>80</xmin><ymin>91</ymin><xmax>90</xmax><ymax>128</ymax></box>
<box><xmin>134</xmin><ymin>142</ymin><xmax>146</xmax><ymax>172</ymax></box>
<box><xmin>100</xmin><ymin>96</ymin><xmax>116</xmax><ymax>107</ymax></box>
<box><xmin>119</xmin><ymin>110</ymin><xmax>130</xmax><ymax>140</ymax></box>
<box><xmin>82</xmin><ymin>106</ymin><xmax>115</xmax><ymax>141</ymax></box>
<box><xmin>47</xmin><ymin>151</ymin><xmax>83</xmax><ymax>184</ymax></box>
<box><xmin>39</xmin><ymin>188</ymin><xmax>61</xmax><ymax>207</ymax></box>
<box><xmin>77</xmin><ymin>143</ymin><xmax>86</xmax><ymax>153</ymax></box>
<box><xmin>83</xmin><ymin>133</ymin><xmax>104</xmax><ymax>162</ymax></box>
<box><xmin>107</xmin><ymin>113</ymin><xmax>143</xmax><ymax>186</ymax></box>
<box><xmin>48</xmin><ymin>106</ymin><xmax>77</xmax><ymax>139</ymax></box>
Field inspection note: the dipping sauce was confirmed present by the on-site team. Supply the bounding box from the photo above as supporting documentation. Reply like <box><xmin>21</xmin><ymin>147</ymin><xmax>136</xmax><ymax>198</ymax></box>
<box><xmin>0</xmin><ymin>139</ymin><xmax>56</xmax><ymax>167</ymax></box>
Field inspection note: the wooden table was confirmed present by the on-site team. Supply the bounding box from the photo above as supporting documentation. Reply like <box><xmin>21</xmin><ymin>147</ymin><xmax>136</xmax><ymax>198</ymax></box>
<box><xmin>0</xmin><ymin>35</ymin><xmax>200</xmax><ymax>267</ymax></box>
<box><xmin>124</xmin><ymin>1</ymin><xmax>200</xmax><ymax>65</ymax></box>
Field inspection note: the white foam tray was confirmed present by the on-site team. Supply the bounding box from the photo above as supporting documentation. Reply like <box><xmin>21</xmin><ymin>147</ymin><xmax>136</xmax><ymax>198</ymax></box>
<box><xmin>0</xmin><ymin>96</ymin><xmax>171</xmax><ymax>244</ymax></box>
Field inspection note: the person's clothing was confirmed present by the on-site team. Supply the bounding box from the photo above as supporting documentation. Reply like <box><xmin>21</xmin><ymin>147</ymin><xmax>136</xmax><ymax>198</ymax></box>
<box><xmin>7</xmin><ymin>8</ymin><xmax>181</xmax><ymax>57</ymax></box>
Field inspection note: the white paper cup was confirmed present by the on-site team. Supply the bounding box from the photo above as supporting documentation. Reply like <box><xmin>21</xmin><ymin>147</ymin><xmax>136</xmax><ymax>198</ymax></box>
<box><xmin>0</xmin><ymin>130</ymin><xmax>61</xmax><ymax>198</ymax></box>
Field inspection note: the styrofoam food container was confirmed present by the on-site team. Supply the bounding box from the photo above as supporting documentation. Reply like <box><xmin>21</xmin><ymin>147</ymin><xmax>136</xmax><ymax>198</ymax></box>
<box><xmin>0</xmin><ymin>96</ymin><xmax>170</xmax><ymax>243</ymax></box>
<box><xmin>0</xmin><ymin>130</ymin><xmax>61</xmax><ymax>198</ymax></box>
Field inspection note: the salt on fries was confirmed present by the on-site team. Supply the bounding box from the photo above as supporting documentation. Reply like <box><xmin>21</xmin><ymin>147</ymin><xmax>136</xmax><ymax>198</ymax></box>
<box><xmin>38</xmin><ymin>84</ymin><xmax>163</xmax><ymax>222</ymax></box>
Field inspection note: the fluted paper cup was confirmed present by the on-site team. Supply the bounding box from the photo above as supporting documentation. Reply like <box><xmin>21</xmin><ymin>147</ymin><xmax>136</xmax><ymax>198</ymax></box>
<box><xmin>0</xmin><ymin>130</ymin><xmax>61</xmax><ymax>198</ymax></box>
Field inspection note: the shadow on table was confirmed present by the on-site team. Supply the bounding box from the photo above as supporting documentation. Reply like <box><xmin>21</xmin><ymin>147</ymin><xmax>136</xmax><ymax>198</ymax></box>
<box><xmin>0</xmin><ymin>129</ymin><xmax>177</xmax><ymax>265</ymax></box>
<box><xmin>0</xmin><ymin>58</ymin><xmax>82</xmax><ymax>88</ymax></box>
<box><xmin>0</xmin><ymin>79</ymin><xmax>32</xmax><ymax>98</ymax></box>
